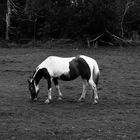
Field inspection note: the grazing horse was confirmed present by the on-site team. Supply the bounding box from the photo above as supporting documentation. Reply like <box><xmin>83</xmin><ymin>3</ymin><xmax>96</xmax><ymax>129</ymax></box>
<box><xmin>28</xmin><ymin>55</ymin><xmax>100</xmax><ymax>104</ymax></box>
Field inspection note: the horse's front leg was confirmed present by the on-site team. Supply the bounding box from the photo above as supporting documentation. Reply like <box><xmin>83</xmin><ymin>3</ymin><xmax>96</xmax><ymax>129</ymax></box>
<box><xmin>53</xmin><ymin>78</ymin><xmax>63</xmax><ymax>100</ymax></box>
<box><xmin>44</xmin><ymin>78</ymin><xmax>52</xmax><ymax>104</ymax></box>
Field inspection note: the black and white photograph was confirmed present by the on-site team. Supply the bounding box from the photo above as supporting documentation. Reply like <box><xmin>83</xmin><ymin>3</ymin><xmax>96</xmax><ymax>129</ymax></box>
<box><xmin>0</xmin><ymin>0</ymin><xmax>140</xmax><ymax>139</ymax></box>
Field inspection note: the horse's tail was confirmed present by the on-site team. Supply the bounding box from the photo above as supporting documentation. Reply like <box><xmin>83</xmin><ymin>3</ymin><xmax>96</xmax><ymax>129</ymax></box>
<box><xmin>93</xmin><ymin>61</ymin><xmax>100</xmax><ymax>86</ymax></box>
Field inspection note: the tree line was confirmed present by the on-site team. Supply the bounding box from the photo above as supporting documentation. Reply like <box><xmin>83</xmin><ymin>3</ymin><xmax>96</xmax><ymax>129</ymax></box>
<box><xmin>0</xmin><ymin>0</ymin><xmax>140</xmax><ymax>44</ymax></box>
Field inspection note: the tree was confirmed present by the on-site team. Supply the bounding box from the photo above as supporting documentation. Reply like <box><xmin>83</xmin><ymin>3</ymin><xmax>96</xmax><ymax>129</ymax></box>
<box><xmin>121</xmin><ymin>0</ymin><xmax>135</xmax><ymax>38</ymax></box>
<box><xmin>6</xmin><ymin>0</ymin><xmax>11</xmax><ymax>41</ymax></box>
<box><xmin>0</xmin><ymin>0</ymin><xmax>139</xmax><ymax>43</ymax></box>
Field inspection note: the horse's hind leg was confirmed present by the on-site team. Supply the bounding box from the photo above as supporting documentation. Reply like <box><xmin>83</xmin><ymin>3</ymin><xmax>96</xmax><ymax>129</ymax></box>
<box><xmin>88</xmin><ymin>79</ymin><xmax>98</xmax><ymax>104</ymax></box>
<box><xmin>53</xmin><ymin>78</ymin><xmax>63</xmax><ymax>100</ymax></box>
<box><xmin>78</xmin><ymin>79</ymin><xmax>87</xmax><ymax>102</ymax></box>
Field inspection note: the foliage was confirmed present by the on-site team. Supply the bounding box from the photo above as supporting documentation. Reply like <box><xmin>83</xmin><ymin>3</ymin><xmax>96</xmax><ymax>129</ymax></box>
<box><xmin>0</xmin><ymin>0</ymin><xmax>140</xmax><ymax>42</ymax></box>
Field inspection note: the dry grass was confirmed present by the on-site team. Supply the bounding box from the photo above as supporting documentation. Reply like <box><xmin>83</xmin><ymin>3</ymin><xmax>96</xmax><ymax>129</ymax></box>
<box><xmin>0</xmin><ymin>46</ymin><xmax>140</xmax><ymax>139</ymax></box>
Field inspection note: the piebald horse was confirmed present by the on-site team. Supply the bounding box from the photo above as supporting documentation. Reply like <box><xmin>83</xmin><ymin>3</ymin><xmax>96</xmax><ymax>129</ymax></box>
<box><xmin>28</xmin><ymin>55</ymin><xmax>100</xmax><ymax>104</ymax></box>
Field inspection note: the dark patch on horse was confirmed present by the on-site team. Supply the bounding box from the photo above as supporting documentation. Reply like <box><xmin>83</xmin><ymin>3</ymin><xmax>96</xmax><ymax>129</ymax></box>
<box><xmin>76</xmin><ymin>56</ymin><xmax>91</xmax><ymax>81</ymax></box>
<box><xmin>47</xmin><ymin>78</ymin><xmax>51</xmax><ymax>90</ymax></box>
<box><xmin>60</xmin><ymin>56</ymin><xmax>91</xmax><ymax>81</ymax></box>
<box><xmin>33</xmin><ymin>68</ymin><xmax>51</xmax><ymax>90</ymax></box>
<box><xmin>34</xmin><ymin>68</ymin><xmax>50</xmax><ymax>84</ymax></box>
<box><xmin>60</xmin><ymin>57</ymin><xmax>79</xmax><ymax>81</ymax></box>
<box><xmin>53</xmin><ymin>78</ymin><xmax>58</xmax><ymax>86</ymax></box>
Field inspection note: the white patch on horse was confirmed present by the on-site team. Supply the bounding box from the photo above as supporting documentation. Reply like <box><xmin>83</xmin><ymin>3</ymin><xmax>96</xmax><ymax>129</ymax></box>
<box><xmin>38</xmin><ymin>56</ymin><xmax>75</xmax><ymax>78</ymax></box>
<box><xmin>34</xmin><ymin>82</ymin><xmax>39</xmax><ymax>94</ymax></box>
<box><xmin>48</xmin><ymin>88</ymin><xmax>52</xmax><ymax>100</ymax></box>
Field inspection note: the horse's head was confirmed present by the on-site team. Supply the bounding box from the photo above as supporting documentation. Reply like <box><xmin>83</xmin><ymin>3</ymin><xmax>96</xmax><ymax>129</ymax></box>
<box><xmin>28</xmin><ymin>79</ymin><xmax>38</xmax><ymax>101</ymax></box>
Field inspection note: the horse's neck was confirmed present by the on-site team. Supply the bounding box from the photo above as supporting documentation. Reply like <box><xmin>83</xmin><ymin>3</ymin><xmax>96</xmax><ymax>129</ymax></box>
<box><xmin>33</xmin><ymin>69</ymin><xmax>43</xmax><ymax>85</ymax></box>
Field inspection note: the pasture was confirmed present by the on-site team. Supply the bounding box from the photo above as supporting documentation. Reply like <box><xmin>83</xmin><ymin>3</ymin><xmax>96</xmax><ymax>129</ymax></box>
<box><xmin>0</xmin><ymin>46</ymin><xmax>140</xmax><ymax>140</ymax></box>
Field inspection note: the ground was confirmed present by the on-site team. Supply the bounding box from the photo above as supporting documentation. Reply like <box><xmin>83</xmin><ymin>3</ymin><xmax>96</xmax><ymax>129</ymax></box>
<box><xmin>0</xmin><ymin>46</ymin><xmax>140</xmax><ymax>140</ymax></box>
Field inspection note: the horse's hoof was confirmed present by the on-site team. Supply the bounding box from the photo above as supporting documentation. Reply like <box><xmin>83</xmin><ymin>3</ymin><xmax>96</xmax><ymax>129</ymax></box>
<box><xmin>78</xmin><ymin>98</ymin><xmax>85</xmax><ymax>102</ymax></box>
<box><xmin>58</xmin><ymin>96</ymin><xmax>62</xmax><ymax>101</ymax></box>
<box><xmin>44</xmin><ymin>99</ymin><xmax>50</xmax><ymax>104</ymax></box>
<box><xmin>93</xmin><ymin>100</ymin><xmax>98</xmax><ymax>105</ymax></box>
<box><xmin>88</xmin><ymin>99</ymin><xmax>98</xmax><ymax>105</ymax></box>
<box><xmin>34</xmin><ymin>98</ymin><xmax>37</xmax><ymax>101</ymax></box>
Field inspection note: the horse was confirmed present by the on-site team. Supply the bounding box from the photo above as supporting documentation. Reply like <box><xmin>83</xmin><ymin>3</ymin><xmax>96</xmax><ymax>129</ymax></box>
<box><xmin>28</xmin><ymin>55</ymin><xmax>100</xmax><ymax>104</ymax></box>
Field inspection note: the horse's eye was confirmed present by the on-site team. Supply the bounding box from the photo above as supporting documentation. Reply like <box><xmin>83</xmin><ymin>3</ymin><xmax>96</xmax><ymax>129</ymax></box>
<box><xmin>29</xmin><ymin>84</ymin><xmax>34</xmax><ymax>92</ymax></box>
<box><xmin>31</xmin><ymin>86</ymin><xmax>34</xmax><ymax>91</ymax></box>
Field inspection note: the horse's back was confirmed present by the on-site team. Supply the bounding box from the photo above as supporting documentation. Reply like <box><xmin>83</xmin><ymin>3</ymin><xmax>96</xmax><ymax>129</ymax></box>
<box><xmin>38</xmin><ymin>56</ymin><xmax>75</xmax><ymax>77</ymax></box>
<box><xmin>37</xmin><ymin>55</ymin><xmax>99</xmax><ymax>81</ymax></box>
<box><xmin>80</xmin><ymin>55</ymin><xmax>97</xmax><ymax>66</ymax></box>
<box><xmin>80</xmin><ymin>55</ymin><xmax>99</xmax><ymax>71</ymax></box>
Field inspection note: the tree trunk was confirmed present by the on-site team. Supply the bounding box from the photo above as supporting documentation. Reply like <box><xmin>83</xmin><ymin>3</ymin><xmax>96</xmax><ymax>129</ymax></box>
<box><xmin>25</xmin><ymin>0</ymin><xmax>31</xmax><ymax>15</ymax></box>
<box><xmin>6</xmin><ymin>0</ymin><xmax>11</xmax><ymax>41</ymax></box>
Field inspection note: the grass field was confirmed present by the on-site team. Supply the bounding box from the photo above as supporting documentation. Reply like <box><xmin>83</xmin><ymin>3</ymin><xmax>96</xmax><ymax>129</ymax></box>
<box><xmin>0</xmin><ymin>46</ymin><xmax>140</xmax><ymax>140</ymax></box>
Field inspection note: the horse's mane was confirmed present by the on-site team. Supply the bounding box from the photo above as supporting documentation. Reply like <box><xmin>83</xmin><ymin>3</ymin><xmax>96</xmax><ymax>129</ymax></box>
<box><xmin>32</xmin><ymin>71</ymin><xmax>36</xmax><ymax>77</ymax></box>
<box><xmin>31</xmin><ymin>70</ymin><xmax>37</xmax><ymax>80</ymax></box>
<box><xmin>31</xmin><ymin>66</ymin><xmax>40</xmax><ymax>80</ymax></box>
